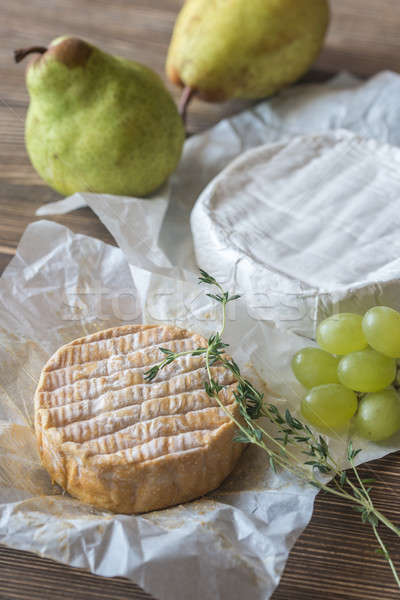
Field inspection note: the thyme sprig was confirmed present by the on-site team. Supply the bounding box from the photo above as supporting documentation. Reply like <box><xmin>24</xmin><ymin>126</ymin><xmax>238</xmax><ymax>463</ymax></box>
<box><xmin>144</xmin><ymin>270</ymin><xmax>400</xmax><ymax>587</ymax></box>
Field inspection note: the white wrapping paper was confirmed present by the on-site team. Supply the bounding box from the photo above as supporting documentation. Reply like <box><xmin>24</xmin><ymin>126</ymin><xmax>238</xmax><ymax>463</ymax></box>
<box><xmin>1</xmin><ymin>70</ymin><xmax>400</xmax><ymax>599</ymax></box>
<box><xmin>0</xmin><ymin>219</ymin><xmax>321</xmax><ymax>600</ymax></box>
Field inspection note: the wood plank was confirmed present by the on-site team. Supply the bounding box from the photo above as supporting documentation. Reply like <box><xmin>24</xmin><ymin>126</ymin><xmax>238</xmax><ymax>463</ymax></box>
<box><xmin>0</xmin><ymin>545</ymin><xmax>153</xmax><ymax>600</ymax></box>
<box><xmin>1</xmin><ymin>0</ymin><xmax>400</xmax><ymax>598</ymax></box>
<box><xmin>0</xmin><ymin>183</ymin><xmax>116</xmax><ymax>251</ymax></box>
<box><xmin>275</xmin><ymin>451</ymin><xmax>400</xmax><ymax>599</ymax></box>
<box><xmin>0</xmin><ymin>253</ymin><xmax>13</xmax><ymax>275</ymax></box>
<box><xmin>316</xmin><ymin>0</ymin><xmax>400</xmax><ymax>76</ymax></box>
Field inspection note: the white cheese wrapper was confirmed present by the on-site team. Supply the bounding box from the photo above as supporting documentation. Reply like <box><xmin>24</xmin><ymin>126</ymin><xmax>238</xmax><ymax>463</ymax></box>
<box><xmin>3</xmin><ymin>70</ymin><xmax>400</xmax><ymax>599</ymax></box>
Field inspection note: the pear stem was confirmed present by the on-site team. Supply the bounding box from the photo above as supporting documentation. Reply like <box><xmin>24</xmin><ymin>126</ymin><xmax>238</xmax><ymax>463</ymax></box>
<box><xmin>14</xmin><ymin>46</ymin><xmax>47</xmax><ymax>63</ymax></box>
<box><xmin>179</xmin><ymin>86</ymin><xmax>196</xmax><ymax>125</ymax></box>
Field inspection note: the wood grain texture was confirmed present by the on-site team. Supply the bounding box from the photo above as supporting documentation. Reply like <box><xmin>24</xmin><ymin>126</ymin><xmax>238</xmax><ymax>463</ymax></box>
<box><xmin>1</xmin><ymin>0</ymin><xmax>400</xmax><ymax>599</ymax></box>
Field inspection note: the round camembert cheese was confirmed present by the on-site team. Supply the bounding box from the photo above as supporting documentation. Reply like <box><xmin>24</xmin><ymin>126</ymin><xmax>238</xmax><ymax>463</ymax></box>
<box><xmin>34</xmin><ymin>324</ymin><xmax>243</xmax><ymax>514</ymax></box>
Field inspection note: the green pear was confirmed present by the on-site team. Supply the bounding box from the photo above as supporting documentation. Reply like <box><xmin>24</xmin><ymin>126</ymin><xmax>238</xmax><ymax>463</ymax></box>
<box><xmin>16</xmin><ymin>37</ymin><xmax>184</xmax><ymax>197</ymax></box>
<box><xmin>167</xmin><ymin>0</ymin><xmax>329</xmax><ymax>108</ymax></box>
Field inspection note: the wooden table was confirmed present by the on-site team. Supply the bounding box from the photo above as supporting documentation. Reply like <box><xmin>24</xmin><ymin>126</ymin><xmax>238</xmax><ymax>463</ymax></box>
<box><xmin>1</xmin><ymin>1</ymin><xmax>400</xmax><ymax>598</ymax></box>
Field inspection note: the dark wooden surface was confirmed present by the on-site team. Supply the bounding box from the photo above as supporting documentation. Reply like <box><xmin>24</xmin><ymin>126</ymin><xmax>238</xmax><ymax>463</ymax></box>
<box><xmin>1</xmin><ymin>1</ymin><xmax>400</xmax><ymax>598</ymax></box>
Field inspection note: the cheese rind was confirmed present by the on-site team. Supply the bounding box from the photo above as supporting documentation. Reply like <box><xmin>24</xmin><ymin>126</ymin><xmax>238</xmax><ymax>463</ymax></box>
<box><xmin>191</xmin><ymin>133</ymin><xmax>400</xmax><ymax>337</ymax></box>
<box><xmin>35</xmin><ymin>324</ymin><xmax>243</xmax><ymax>513</ymax></box>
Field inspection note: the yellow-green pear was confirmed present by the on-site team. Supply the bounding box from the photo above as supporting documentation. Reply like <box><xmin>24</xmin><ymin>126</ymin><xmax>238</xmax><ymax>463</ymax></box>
<box><xmin>167</xmin><ymin>0</ymin><xmax>329</xmax><ymax>112</ymax></box>
<box><xmin>16</xmin><ymin>37</ymin><xmax>185</xmax><ymax>197</ymax></box>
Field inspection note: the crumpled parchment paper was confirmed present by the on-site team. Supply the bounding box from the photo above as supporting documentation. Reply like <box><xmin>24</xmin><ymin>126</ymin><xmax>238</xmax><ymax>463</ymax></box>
<box><xmin>1</xmin><ymin>70</ymin><xmax>400</xmax><ymax>600</ymax></box>
<box><xmin>0</xmin><ymin>219</ymin><xmax>321</xmax><ymax>600</ymax></box>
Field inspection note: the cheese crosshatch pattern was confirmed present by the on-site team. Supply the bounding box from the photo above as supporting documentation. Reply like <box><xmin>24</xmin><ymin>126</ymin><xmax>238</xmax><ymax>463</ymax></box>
<box><xmin>34</xmin><ymin>323</ymin><xmax>243</xmax><ymax>514</ymax></box>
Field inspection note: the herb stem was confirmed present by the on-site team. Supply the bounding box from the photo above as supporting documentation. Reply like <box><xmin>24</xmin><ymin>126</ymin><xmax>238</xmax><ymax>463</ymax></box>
<box><xmin>372</xmin><ymin>524</ymin><xmax>400</xmax><ymax>589</ymax></box>
<box><xmin>215</xmin><ymin>282</ymin><xmax>227</xmax><ymax>336</ymax></box>
<box><xmin>204</xmin><ymin>346</ymin><xmax>254</xmax><ymax>444</ymax></box>
<box><xmin>349</xmin><ymin>456</ymin><xmax>371</xmax><ymax>503</ymax></box>
<box><xmin>167</xmin><ymin>348</ymin><xmax>205</xmax><ymax>359</ymax></box>
<box><xmin>372</xmin><ymin>510</ymin><xmax>400</xmax><ymax>538</ymax></box>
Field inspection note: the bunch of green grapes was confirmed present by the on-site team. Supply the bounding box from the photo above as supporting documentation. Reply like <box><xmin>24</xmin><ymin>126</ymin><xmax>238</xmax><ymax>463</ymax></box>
<box><xmin>292</xmin><ymin>306</ymin><xmax>400</xmax><ymax>442</ymax></box>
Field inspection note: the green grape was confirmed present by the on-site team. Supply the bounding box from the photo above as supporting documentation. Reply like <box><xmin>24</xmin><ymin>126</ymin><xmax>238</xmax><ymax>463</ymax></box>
<box><xmin>316</xmin><ymin>313</ymin><xmax>367</xmax><ymax>355</ymax></box>
<box><xmin>301</xmin><ymin>384</ymin><xmax>358</xmax><ymax>432</ymax></box>
<box><xmin>338</xmin><ymin>348</ymin><xmax>396</xmax><ymax>393</ymax></box>
<box><xmin>354</xmin><ymin>388</ymin><xmax>400</xmax><ymax>442</ymax></box>
<box><xmin>362</xmin><ymin>306</ymin><xmax>400</xmax><ymax>358</ymax></box>
<box><xmin>292</xmin><ymin>347</ymin><xmax>340</xmax><ymax>388</ymax></box>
